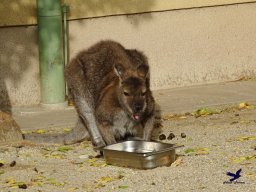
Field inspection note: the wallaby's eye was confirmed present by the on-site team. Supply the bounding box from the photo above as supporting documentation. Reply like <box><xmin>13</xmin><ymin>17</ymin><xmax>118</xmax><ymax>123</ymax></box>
<box><xmin>124</xmin><ymin>92</ymin><xmax>130</xmax><ymax>96</ymax></box>
<box><xmin>141</xmin><ymin>91</ymin><xmax>146</xmax><ymax>96</ymax></box>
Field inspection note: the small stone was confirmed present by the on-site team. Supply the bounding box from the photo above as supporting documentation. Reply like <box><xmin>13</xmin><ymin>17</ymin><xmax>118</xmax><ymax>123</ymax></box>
<box><xmin>79</xmin><ymin>154</ymin><xmax>90</xmax><ymax>159</ymax></box>
<box><xmin>235</xmin><ymin>113</ymin><xmax>239</xmax><ymax>116</ymax></box>
<box><xmin>159</xmin><ymin>134</ymin><xmax>166</xmax><ymax>140</ymax></box>
<box><xmin>34</xmin><ymin>167</ymin><xmax>38</xmax><ymax>173</ymax></box>
<box><xmin>230</xmin><ymin>121</ymin><xmax>239</xmax><ymax>125</ymax></box>
<box><xmin>9</xmin><ymin>160</ymin><xmax>16</xmax><ymax>167</ymax></box>
<box><xmin>167</xmin><ymin>133</ymin><xmax>175</xmax><ymax>140</ymax></box>
<box><xmin>18</xmin><ymin>184</ymin><xmax>27</xmax><ymax>189</ymax></box>
<box><xmin>181</xmin><ymin>133</ymin><xmax>186</xmax><ymax>138</ymax></box>
<box><xmin>151</xmin><ymin>182</ymin><xmax>156</xmax><ymax>185</ymax></box>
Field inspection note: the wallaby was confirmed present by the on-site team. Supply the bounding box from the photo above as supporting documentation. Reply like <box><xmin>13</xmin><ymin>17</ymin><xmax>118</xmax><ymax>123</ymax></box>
<box><xmin>24</xmin><ymin>40</ymin><xmax>155</xmax><ymax>150</ymax></box>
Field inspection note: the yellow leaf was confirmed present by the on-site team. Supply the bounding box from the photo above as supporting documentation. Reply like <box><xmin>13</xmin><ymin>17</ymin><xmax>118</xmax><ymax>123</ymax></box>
<box><xmin>239</xmin><ymin>102</ymin><xmax>248</xmax><ymax>109</ymax></box>
<box><xmin>64</xmin><ymin>128</ymin><xmax>71</xmax><ymax>132</ymax></box>
<box><xmin>231</xmin><ymin>155</ymin><xmax>256</xmax><ymax>164</ymax></box>
<box><xmin>237</xmin><ymin>136</ymin><xmax>256</xmax><ymax>141</ymax></box>
<box><xmin>90</xmin><ymin>162</ymin><xmax>107</xmax><ymax>167</ymax></box>
<box><xmin>162</xmin><ymin>114</ymin><xmax>176</xmax><ymax>120</ymax></box>
<box><xmin>95</xmin><ymin>183</ymin><xmax>105</xmax><ymax>188</ymax></box>
<box><xmin>97</xmin><ymin>176</ymin><xmax>114</xmax><ymax>183</ymax></box>
<box><xmin>86</xmin><ymin>158</ymin><xmax>97</xmax><ymax>164</ymax></box>
<box><xmin>171</xmin><ymin>157</ymin><xmax>182</xmax><ymax>167</ymax></box>
<box><xmin>196</xmin><ymin>148</ymin><xmax>210</xmax><ymax>155</ymax></box>
<box><xmin>6</xmin><ymin>177</ymin><xmax>16</xmax><ymax>185</ymax></box>
<box><xmin>35</xmin><ymin>129</ymin><xmax>46</xmax><ymax>134</ymax></box>
<box><xmin>194</xmin><ymin>108</ymin><xmax>221</xmax><ymax>117</ymax></box>
<box><xmin>47</xmin><ymin>177</ymin><xmax>65</xmax><ymax>186</ymax></box>
<box><xmin>94</xmin><ymin>176</ymin><xmax>114</xmax><ymax>188</ymax></box>
<box><xmin>247</xmin><ymin>173</ymin><xmax>256</xmax><ymax>180</ymax></box>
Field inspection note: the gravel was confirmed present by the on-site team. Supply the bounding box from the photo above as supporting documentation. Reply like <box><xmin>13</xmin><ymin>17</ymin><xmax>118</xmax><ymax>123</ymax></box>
<box><xmin>0</xmin><ymin>109</ymin><xmax>255</xmax><ymax>191</ymax></box>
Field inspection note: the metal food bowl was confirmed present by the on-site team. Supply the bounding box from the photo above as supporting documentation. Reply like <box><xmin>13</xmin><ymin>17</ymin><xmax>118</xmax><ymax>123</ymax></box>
<box><xmin>103</xmin><ymin>141</ymin><xmax>183</xmax><ymax>169</ymax></box>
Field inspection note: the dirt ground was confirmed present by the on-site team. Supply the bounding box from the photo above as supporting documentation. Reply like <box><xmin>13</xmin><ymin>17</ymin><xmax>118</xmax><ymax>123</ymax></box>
<box><xmin>0</xmin><ymin>106</ymin><xmax>256</xmax><ymax>192</ymax></box>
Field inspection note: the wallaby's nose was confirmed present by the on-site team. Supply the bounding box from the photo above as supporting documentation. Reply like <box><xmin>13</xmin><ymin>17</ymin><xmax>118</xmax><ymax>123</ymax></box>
<box><xmin>133</xmin><ymin>103</ymin><xmax>142</xmax><ymax>113</ymax></box>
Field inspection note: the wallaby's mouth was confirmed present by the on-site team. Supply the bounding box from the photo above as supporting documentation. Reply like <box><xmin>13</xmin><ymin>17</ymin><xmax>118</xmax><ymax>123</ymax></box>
<box><xmin>132</xmin><ymin>114</ymin><xmax>141</xmax><ymax>121</ymax></box>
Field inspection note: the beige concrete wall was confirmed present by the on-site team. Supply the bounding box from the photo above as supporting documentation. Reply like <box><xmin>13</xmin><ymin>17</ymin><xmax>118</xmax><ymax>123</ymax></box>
<box><xmin>0</xmin><ymin>3</ymin><xmax>256</xmax><ymax>108</ymax></box>
<box><xmin>0</xmin><ymin>26</ymin><xmax>40</xmax><ymax>111</ymax></box>
<box><xmin>68</xmin><ymin>3</ymin><xmax>256</xmax><ymax>90</ymax></box>
<box><xmin>1</xmin><ymin>0</ymin><xmax>256</xmax><ymax>26</ymax></box>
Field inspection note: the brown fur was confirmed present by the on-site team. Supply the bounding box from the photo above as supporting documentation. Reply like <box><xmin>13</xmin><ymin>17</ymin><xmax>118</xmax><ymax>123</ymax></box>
<box><xmin>24</xmin><ymin>40</ymin><xmax>155</xmax><ymax>149</ymax></box>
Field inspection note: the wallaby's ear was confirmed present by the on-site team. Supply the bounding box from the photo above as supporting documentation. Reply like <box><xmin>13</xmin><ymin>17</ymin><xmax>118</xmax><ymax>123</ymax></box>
<box><xmin>137</xmin><ymin>64</ymin><xmax>149</xmax><ymax>79</ymax></box>
<box><xmin>114</xmin><ymin>64</ymin><xmax>125</xmax><ymax>79</ymax></box>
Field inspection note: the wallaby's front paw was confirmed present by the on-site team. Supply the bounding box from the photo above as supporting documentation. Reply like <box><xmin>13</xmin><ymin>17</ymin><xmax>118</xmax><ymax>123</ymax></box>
<box><xmin>93</xmin><ymin>139</ymin><xmax>106</xmax><ymax>152</ymax></box>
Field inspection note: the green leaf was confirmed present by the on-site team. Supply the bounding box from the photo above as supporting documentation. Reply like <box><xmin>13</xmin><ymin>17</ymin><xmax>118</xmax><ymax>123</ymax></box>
<box><xmin>119</xmin><ymin>185</ymin><xmax>129</xmax><ymax>189</ymax></box>
<box><xmin>184</xmin><ymin>148</ymin><xmax>195</xmax><ymax>153</ymax></box>
<box><xmin>35</xmin><ymin>129</ymin><xmax>46</xmax><ymax>134</ymax></box>
<box><xmin>57</xmin><ymin>146</ymin><xmax>73</xmax><ymax>153</ymax></box>
<box><xmin>194</xmin><ymin>108</ymin><xmax>221</xmax><ymax>117</ymax></box>
<box><xmin>184</xmin><ymin>147</ymin><xmax>209</xmax><ymax>155</ymax></box>
<box><xmin>231</xmin><ymin>155</ymin><xmax>256</xmax><ymax>164</ymax></box>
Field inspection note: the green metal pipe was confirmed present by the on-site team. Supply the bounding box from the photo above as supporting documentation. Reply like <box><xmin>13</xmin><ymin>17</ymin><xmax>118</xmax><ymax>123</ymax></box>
<box><xmin>37</xmin><ymin>0</ymin><xmax>65</xmax><ymax>105</ymax></box>
<box><xmin>62</xmin><ymin>4</ymin><xmax>69</xmax><ymax>97</ymax></box>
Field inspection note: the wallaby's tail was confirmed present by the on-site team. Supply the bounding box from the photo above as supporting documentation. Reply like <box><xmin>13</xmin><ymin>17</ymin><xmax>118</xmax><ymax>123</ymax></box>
<box><xmin>23</xmin><ymin>130</ymin><xmax>89</xmax><ymax>145</ymax></box>
<box><xmin>23</xmin><ymin>118</ymin><xmax>90</xmax><ymax>145</ymax></box>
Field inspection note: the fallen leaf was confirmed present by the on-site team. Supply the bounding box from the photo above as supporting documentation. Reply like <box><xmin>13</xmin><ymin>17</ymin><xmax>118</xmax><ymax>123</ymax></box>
<box><xmin>68</xmin><ymin>187</ymin><xmax>79</xmax><ymax>191</ymax></box>
<box><xmin>31</xmin><ymin>175</ymin><xmax>46</xmax><ymax>187</ymax></box>
<box><xmin>231</xmin><ymin>155</ymin><xmax>256</xmax><ymax>164</ymax></box>
<box><xmin>47</xmin><ymin>177</ymin><xmax>65</xmax><ymax>186</ymax></box>
<box><xmin>95</xmin><ymin>176</ymin><xmax>114</xmax><ymax>188</ymax></box>
<box><xmin>57</xmin><ymin>146</ymin><xmax>73</xmax><ymax>153</ymax></box>
<box><xmin>43</xmin><ymin>152</ymin><xmax>66</xmax><ymax>159</ymax></box>
<box><xmin>162</xmin><ymin>114</ymin><xmax>176</xmax><ymax>120</ymax></box>
<box><xmin>90</xmin><ymin>162</ymin><xmax>107</xmax><ymax>167</ymax></box>
<box><xmin>238</xmin><ymin>102</ymin><xmax>256</xmax><ymax>110</ymax></box>
<box><xmin>79</xmin><ymin>141</ymin><xmax>90</xmax><ymax>148</ymax></box>
<box><xmin>86</xmin><ymin>158</ymin><xmax>107</xmax><ymax>167</ymax></box>
<box><xmin>119</xmin><ymin>185</ymin><xmax>129</xmax><ymax>189</ymax></box>
<box><xmin>35</xmin><ymin>129</ymin><xmax>46</xmax><ymax>134</ymax></box>
<box><xmin>86</xmin><ymin>158</ymin><xmax>97</xmax><ymax>164</ymax></box>
<box><xmin>237</xmin><ymin>136</ymin><xmax>256</xmax><ymax>141</ymax></box>
<box><xmin>239</xmin><ymin>102</ymin><xmax>249</xmax><ymax>109</ymax></box>
<box><xmin>228</xmin><ymin>135</ymin><xmax>256</xmax><ymax>142</ymax></box>
<box><xmin>193</xmin><ymin>108</ymin><xmax>221</xmax><ymax>117</ymax></box>
<box><xmin>171</xmin><ymin>157</ymin><xmax>182</xmax><ymax>167</ymax></box>
<box><xmin>5</xmin><ymin>177</ymin><xmax>26</xmax><ymax>188</ymax></box>
<box><xmin>247</xmin><ymin>173</ymin><xmax>256</xmax><ymax>180</ymax></box>
<box><xmin>6</xmin><ymin>177</ymin><xmax>16</xmax><ymax>186</ymax></box>
<box><xmin>98</xmin><ymin>176</ymin><xmax>114</xmax><ymax>183</ymax></box>
<box><xmin>95</xmin><ymin>183</ymin><xmax>105</xmax><ymax>188</ymax></box>
<box><xmin>184</xmin><ymin>147</ymin><xmax>209</xmax><ymax>155</ymax></box>
<box><xmin>64</xmin><ymin>128</ymin><xmax>71</xmax><ymax>132</ymax></box>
